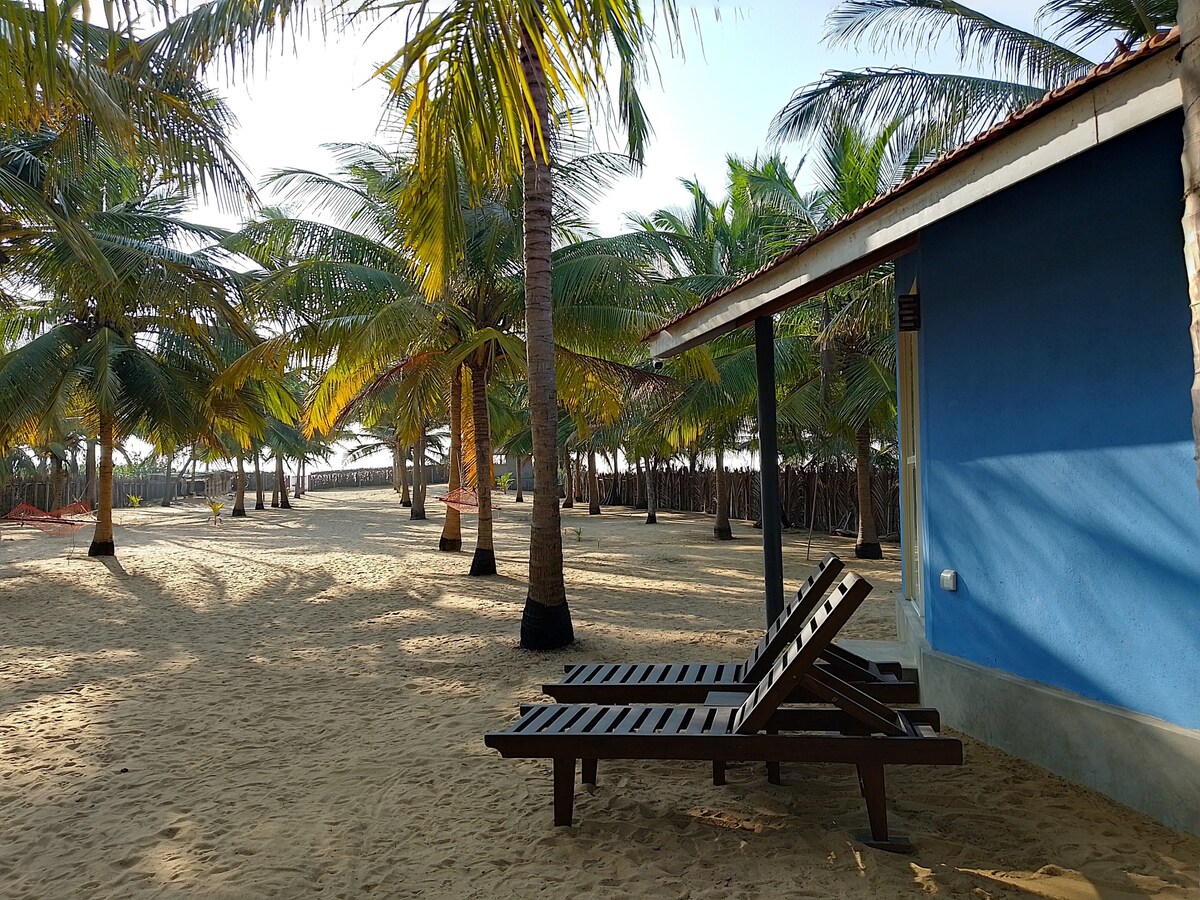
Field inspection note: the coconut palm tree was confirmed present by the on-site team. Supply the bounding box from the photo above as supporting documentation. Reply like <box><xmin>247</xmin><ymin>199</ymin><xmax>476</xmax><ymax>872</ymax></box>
<box><xmin>384</xmin><ymin>0</ymin><xmax>685</xmax><ymax>649</ymax></box>
<box><xmin>0</xmin><ymin>148</ymin><xmax>258</xmax><ymax>554</ymax></box>
<box><xmin>1182</xmin><ymin>0</ymin><xmax>1200</xmax><ymax>493</ymax></box>
<box><xmin>772</xmin><ymin>0</ymin><xmax>1176</xmax><ymax>154</ymax></box>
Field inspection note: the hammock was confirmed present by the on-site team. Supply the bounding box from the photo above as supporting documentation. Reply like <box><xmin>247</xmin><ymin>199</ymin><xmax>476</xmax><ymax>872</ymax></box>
<box><xmin>1</xmin><ymin>501</ymin><xmax>94</xmax><ymax>536</ymax></box>
<box><xmin>436</xmin><ymin>488</ymin><xmax>499</xmax><ymax>514</ymax></box>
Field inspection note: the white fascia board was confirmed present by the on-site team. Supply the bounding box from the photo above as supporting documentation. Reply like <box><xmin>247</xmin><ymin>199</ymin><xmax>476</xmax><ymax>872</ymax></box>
<box><xmin>649</xmin><ymin>51</ymin><xmax>1182</xmax><ymax>359</ymax></box>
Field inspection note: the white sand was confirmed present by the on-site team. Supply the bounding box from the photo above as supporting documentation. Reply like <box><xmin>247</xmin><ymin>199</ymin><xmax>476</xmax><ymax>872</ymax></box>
<box><xmin>1</xmin><ymin>488</ymin><xmax>1197</xmax><ymax>899</ymax></box>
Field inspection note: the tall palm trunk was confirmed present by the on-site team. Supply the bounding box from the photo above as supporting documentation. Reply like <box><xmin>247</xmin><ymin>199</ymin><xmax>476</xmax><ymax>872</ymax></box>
<box><xmin>587</xmin><ymin>444</ymin><xmax>601</xmax><ymax>515</ymax></box>
<box><xmin>854</xmin><ymin>423</ymin><xmax>882</xmax><ymax>559</ymax></box>
<box><xmin>84</xmin><ymin>437</ymin><xmax>97</xmax><ymax>510</ymax></box>
<box><xmin>233</xmin><ymin>455</ymin><xmax>247</xmax><ymax>517</ymax></box>
<box><xmin>468</xmin><ymin>360</ymin><xmax>496</xmax><ymax>576</ymax></box>
<box><xmin>440</xmin><ymin>366</ymin><xmax>464</xmax><ymax>550</ymax></box>
<box><xmin>88</xmin><ymin>416</ymin><xmax>115</xmax><ymax>556</ymax></box>
<box><xmin>271</xmin><ymin>455</ymin><xmax>281</xmax><ymax>507</ymax></box>
<box><xmin>52</xmin><ymin>455</ymin><xmax>65</xmax><ymax>509</ymax></box>
<box><xmin>574</xmin><ymin>452</ymin><xmax>585</xmax><ymax>502</ymax></box>
<box><xmin>294</xmin><ymin>460</ymin><xmax>303</xmax><ymax>499</ymax></box>
<box><xmin>411</xmin><ymin>428</ymin><xmax>427</xmax><ymax>520</ymax></box>
<box><xmin>514</xmin><ymin>457</ymin><xmax>524</xmax><ymax>503</ymax></box>
<box><xmin>160</xmin><ymin>451</ymin><xmax>173</xmax><ymax>507</ymax></box>
<box><xmin>714</xmin><ymin>446</ymin><xmax>732</xmax><ymax>540</ymax></box>
<box><xmin>518</xmin><ymin>16</ymin><xmax>572</xmax><ymax>648</ymax></box>
<box><xmin>277</xmin><ymin>455</ymin><xmax>292</xmax><ymax>509</ymax></box>
<box><xmin>253</xmin><ymin>452</ymin><xmax>266</xmax><ymax>510</ymax></box>
<box><xmin>399</xmin><ymin>441</ymin><xmax>412</xmax><ymax>507</ymax></box>
<box><xmin>634</xmin><ymin>456</ymin><xmax>645</xmax><ymax>509</ymax></box>
<box><xmin>645</xmin><ymin>456</ymin><xmax>658</xmax><ymax>525</ymax></box>
<box><xmin>561</xmin><ymin>451</ymin><xmax>574</xmax><ymax>508</ymax></box>
<box><xmin>1182</xmin><ymin>0</ymin><xmax>1200</xmax><ymax>495</ymax></box>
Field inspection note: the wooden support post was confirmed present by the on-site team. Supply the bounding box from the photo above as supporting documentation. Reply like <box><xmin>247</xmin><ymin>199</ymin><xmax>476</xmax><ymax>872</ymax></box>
<box><xmin>755</xmin><ymin>316</ymin><xmax>785</xmax><ymax>624</ymax></box>
<box><xmin>855</xmin><ymin>763</ymin><xmax>911</xmax><ymax>853</ymax></box>
<box><xmin>582</xmin><ymin>758</ymin><xmax>597</xmax><ymax>786</ymax></box>
<box><xmin>712</xmin><ymin>760</ymin><xmax>726</xmax><ymax>786</ymax></box>
<box><xmin>553</xmin><ymin>758</ymin><xmax>575</xmax><ymax>826</ymax></box>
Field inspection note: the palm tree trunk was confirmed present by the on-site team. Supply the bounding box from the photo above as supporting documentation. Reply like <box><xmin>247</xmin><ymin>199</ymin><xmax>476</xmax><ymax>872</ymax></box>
<box><xmin>253</xmin><ymin>452</ymin><xmax>266</xmax><ymax>510</ymax></box>
<box><xmin>518</xmin><ymin>15</ymin><xmax>572</xmax><ymax>647</ymax></box>
<box><xmin>714</xmin><ymin>446</ymin><xmax>732</xmax><ymax>540</ymax></box>
<box><xmin>233</xmin><ymin>455</ymin><xmax>247</xmax><ymax>517</ymax></box>
<box><xmin>271</xmin><ymin>454</ymin><xmax>281</xmax><ymax>507</ymax></box>
<box><xmin>189</xmin><ymin>456</ymin><xmax>197</xmax><ymax>497</ymax></box>
<box><xmin>468</xmin><ymin>360</ymin><xmax>496</xmax><ymax>576</ymax></box>
<box><xmin>411</xmin><ymin>428</ymin><xmax>427</xmax><ymax>520</ymax></box>
<box><xmin>514</xmin><ymin>457</ymin><xmax>525</xmax><ymax>502</ymax></box>
<box><xmin>399</xmin><ymin>440</ymin><xmax>412</xmax><ymax>507</ymax></box>
<box><xmin>160</xmin><ymin>451</ymin><xmax>173</xmax><ymax>507</ymax></box>
<box><xmin>278</xmin><ymin>455</ymin><xmax>292</xmax><ymax>509</ymax></box>
<box><xmin>574</xmin><ymin>452</ymin><xmax>585</xmax><ymax>502</ymax></box>
<box><xmin>87</xmin><ymin>417</ymin><xmax>115</xmax><ymax>556</ymax></box>
<box><xmin>634</xmin><ymin>456</ymin><xmax>645</xmax><ymax>509</ymax></box>
<box><xmin>294</xmin><ymin>460</ymin><xmax>303</xmax><ymax>500</ymax></box>
<box><xmin>84</xmin><ymin>437</ymin><xmax>97</xmax><ymax>510</ymax></box>
<box><xmin>587</xmin><ymin>444</ymin><xmax>601</xmax><ymax>515</ymax></box>
<box><xmin>561</xmin><ymin>451</ymin><xmax>574</xmax><ymax>508</ymax></box>
<box><xmin>645</xmin><ymin>456</ymin><xmax>658</xmax><ymax>525</ymax></box>
<box><xmin>440</xmin><ymin>366</ymin><xmax>464</xmax><ymax>550</ymax></box>
<box><xmin>1181</xmin><ymin>0</ymin><xmax>1200</xmax><ymax>495</ymax></box>
<box><xmin>854</xmin><ymin>423</ymin><xmax>882</xmax><ymax>559</ymax></box>
<box><xmin>52</xmin><ymin>454</ymin><xmax>65</xmax><ymax>509</ymax></box>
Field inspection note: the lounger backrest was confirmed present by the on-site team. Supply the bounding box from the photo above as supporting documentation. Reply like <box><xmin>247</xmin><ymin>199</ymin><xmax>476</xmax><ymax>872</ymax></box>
<box><xmin>740</xmin><ymin>552</ymin><xmax>845</xmax><ymax>682</ymax></box>
<box><xmin>731</xmin><ymin>572</ymin><xmax>873</xmax><ymax>735</ymax></box>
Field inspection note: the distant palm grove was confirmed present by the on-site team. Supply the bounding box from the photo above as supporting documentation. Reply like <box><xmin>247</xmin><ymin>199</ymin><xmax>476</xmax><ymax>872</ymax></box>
<box><xmin>0</xmin><ymin>1</ymin><xmax>1179</xmax><ymax>648</ymax></box>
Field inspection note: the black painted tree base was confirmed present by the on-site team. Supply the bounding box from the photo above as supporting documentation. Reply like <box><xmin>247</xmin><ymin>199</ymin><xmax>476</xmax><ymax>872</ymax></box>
<box><xmin>410</xmin><ymin>511</ymin><xmax>426</xmax><ymax>521</ymax></box>
<box><xmin>469</xmin><ymin>548</ymin><xmax>496</xmax><ymax>576</ymax></box>
<box><xmin>401</xmin><ymin>500</ymin><xmax>412</xmax><ymax>508</ymax></box>
<box><xmin>645</xmin><ymin>512</ymin><xmax>657</xmax><ymax>524</ymax></box>
<box><xmin>231</xmin><ymin>508</ymin><xmax>247</xmax><ymax>517</ymax></box>
<box><xmin>561</xmin><ymin>500</ymin><xmax>573</xmax><ymax>509</ymax></box>
<box><xmin>280</xmin><ymin>499</ymin><xmax>291</xmax><ymax>510</ymax></box>
<box><xmin>855</xmin><ymin>541</ymin><xmax>884</xmax><ymax>560</ymax></box>
<box><xmin>255</xmin><ymin>502</ymin><xmax>265</xmax><ymax>511</ymax></box>
<box><xmin>87</xmin><ymin>540</ymin><xmax>115</xmax><ymax>557</ymax></box>
<box><xmin>271</xmin><ymin>501</ymin><xmax>279</xmax><ymax>508</ymax></box>
<box><xmin>714</xmin><ymin>526</ymin><xmax>733</xmax><ymax>540</ymax></box>
<box><xmin>520</xmin><ymin>598</ymin><xmax>574</xmax><ymax>650</ymax></box>
<box><xmin>514</xmin><ymin>496</ymin><xmax>524</xmax><ymax>503</ymax></box>
<box><xmin>439</xmin><ymin>536</ymin><xmax>463</xmax><ymax>552</ymax></box>
<box><xmin>588</xmin><ymin>506</ymin><xmax>601</xmax><ymax>515</ymax></box>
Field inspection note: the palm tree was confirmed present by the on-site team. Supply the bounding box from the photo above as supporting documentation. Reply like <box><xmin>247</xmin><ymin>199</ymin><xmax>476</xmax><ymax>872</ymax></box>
<box><xmin>772</xmin><ymin>1</ymin><xmax>1176</xmax><ymax>153</ymax></box>
<box><xmin>1182</xmin><ymin>0</ymin><xmax>1200</xmax><ymax>493</ymax></box>
<box><xmin>385</xmin><ymin>0</ymin><xmax>684</xmax><ymax>649</ymax></box>
<box><xmin>0</xmin><ymin>151</ymin><xmax>255</xmax><ymax>555</ymax></box>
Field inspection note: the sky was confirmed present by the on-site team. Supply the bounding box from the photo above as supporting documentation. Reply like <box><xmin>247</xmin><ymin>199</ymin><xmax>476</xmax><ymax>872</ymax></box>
<box><xmin>201</xmin><ymin>0</ymin><xmax>1056</xmax><ymax>235</ymax></box>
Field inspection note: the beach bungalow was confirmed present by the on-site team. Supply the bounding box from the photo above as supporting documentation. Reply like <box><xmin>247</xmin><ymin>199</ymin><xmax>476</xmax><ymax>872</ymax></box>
<box><xmin>646</xmin><ymin>30</ymin><xmax>1200</xmax><ymax>835</ymax></box>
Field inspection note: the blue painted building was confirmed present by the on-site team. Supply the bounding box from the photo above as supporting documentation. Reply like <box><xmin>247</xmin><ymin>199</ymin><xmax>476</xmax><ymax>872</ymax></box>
<box><xmin>648</xmin><ymin>31</ymin><xmax>1200</xmax><ymax>833</ymax></box>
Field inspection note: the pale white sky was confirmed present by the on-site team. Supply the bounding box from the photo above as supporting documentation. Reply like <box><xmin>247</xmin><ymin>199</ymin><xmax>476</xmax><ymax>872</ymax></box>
<box><xmin>201</xmin><ymin>0</ymin><xmax>1056</xmax><ymax>235</ymax></box>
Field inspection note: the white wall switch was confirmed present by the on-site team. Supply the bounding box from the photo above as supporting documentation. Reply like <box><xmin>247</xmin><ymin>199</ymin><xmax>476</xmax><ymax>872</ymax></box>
<box><xmin>940</xmin><ymin>569</ymin><xmax>958</xmax><ymax>591</ymax></box>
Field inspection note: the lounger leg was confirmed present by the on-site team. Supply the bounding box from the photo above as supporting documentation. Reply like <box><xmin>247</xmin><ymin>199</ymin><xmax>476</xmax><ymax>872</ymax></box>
<box><xmin>766</xmin><ymin>728</ymin><xmax>781</xmax><ymax>785</ymax></box>
<box><xmin>582</xmin><ymin>758</ymin><xmax>597</xmax><ymax>786</ymax></box>
<box><xmin>553</xmin><ymin>758</ymin><xmax>575</xmax><ymax>827</ymax></box>
<box><xmin>854</xmin><ymin>763</ymin><xmax>911</xmax><ymax>853</ymax></box>
<box><xmin>712</xmin><ymin>760</ymin><xmax>726</xmax><ymax>786</ymax></box>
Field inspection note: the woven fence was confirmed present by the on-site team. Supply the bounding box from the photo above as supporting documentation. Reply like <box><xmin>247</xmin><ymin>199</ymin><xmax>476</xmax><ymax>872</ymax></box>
<box><xmin>307</xmin><ymin>464</ymin><xmax>449</xmax><ymax>491</ymax></box>
<box><xmin>2</xmin><ymin>471</ymin><xmax>231</xmax><ymax>514</ymax></box>
<box><xmin>598</xmin><ymin>464</ymin><xmax>900</xmax><ymax>536</ymax></box>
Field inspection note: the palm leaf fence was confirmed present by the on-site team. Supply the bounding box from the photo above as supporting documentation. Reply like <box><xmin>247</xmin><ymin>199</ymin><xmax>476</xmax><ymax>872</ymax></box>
<box><xmin>2</xmin><ymin>472</ymin><xmax>233</xmax><ymax>515</ymax></box>
<box><xmin>304</xmin><ymin>461</ymin><xmax>898</xmax><ymax>537</ymax></box>
<box><xmin>598</xmin><ymin>464</ymin><xmax>901</xmax><ymax>538</ymax></box>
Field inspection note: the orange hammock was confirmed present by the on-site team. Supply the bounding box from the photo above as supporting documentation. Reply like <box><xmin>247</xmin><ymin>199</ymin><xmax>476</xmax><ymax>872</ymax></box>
<box><xmin>1</xmin><ymin>501</ymin><xmax>94</xmax><ymax>536</ymax></box>
<box><xmin>436</xmin><ymin>488</ymin><xmax>499</xmax><ymax>514</ymax></box>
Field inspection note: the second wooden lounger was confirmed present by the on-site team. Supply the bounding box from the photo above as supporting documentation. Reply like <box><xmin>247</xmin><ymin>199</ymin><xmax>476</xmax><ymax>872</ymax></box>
<box><xmin>488</xmin><ymin>573</ymin><xmax>962</xmax><ymax>851</ymax></box>
<box><xmin>544</xmin><ymin>552</ymin><xmax>918</xmax><ymax>705</ymax></box>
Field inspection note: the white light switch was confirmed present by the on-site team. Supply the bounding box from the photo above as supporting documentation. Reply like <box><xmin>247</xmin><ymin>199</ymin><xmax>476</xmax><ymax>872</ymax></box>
<box><xmin>940</xmin><ymin>569</ymin><xmax>958</xmax><ymax>591</ymax></box>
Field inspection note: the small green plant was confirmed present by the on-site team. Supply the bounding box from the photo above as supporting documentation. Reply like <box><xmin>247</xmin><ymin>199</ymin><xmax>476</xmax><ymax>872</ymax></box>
<box><xmin>207</xmin><ymin>499</ymin><xmax>224</xmax><ymax>525</ymax></box>
<box><xmin>127</xmin><ymin>495</ymin><xmax>142</xmax><ymax>508</ymax></box>
<box><xmin>496</xmin><ymin>472</ymin><xmax>514</xmax><ymax>494</ymax></box>
<box><xmin>571</xmin><ymin>526</ymin><xmax>583</xmax><ymax>542</ymax></box>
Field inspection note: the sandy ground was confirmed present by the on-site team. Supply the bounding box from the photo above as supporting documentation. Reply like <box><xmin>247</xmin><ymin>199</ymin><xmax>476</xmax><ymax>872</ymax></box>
<box><xmin>1</xmin><ymin>487</ymin><xmax>1198</xmax><ymax>899</ymax></box>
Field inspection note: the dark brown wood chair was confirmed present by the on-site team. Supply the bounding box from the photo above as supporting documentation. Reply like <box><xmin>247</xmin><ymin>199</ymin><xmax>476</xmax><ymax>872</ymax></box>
<box><xmin>486</xmin><ymin>572</ymin><xmax>962</xmax><ymax>852</ymax></box>
<box><xmin>544</xmin><ymin>552</ymin><xmax>917</xmax><ymax>705</ymax></box>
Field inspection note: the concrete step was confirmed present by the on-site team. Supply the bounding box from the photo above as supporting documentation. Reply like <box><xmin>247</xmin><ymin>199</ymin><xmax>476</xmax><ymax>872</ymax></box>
<box><xmin>839</xmin><ymin>639</ymin><xmax>920</xmax><ymax>683</ymax></box>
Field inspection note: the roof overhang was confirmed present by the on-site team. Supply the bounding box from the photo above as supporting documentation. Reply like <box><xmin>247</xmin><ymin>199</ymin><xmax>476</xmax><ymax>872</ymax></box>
<box><xmin>647</xmin><ymin>35</ymin><xmax>1182</xmax><ymax>359</ymax></box>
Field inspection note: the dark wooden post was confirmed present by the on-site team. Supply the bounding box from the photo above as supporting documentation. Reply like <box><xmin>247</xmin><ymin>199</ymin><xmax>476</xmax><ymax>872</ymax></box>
<box><xmin>755</xmin><ymin>316</ymin><xmax>785</xmax><ymax>624</ymax></box>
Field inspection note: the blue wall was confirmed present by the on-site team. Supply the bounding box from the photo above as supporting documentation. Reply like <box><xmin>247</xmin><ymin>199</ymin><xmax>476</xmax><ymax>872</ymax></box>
<box><xmin>910</xmin><ymin>112</ymin><xmax>1200</xmax><ymax>729</ymax></box>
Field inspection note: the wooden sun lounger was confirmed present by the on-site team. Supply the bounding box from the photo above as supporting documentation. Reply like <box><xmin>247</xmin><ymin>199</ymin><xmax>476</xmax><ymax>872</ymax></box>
<box><xmin>544</xmin><ymin>553</ymin><xmax>918</xmax><ymax>705</ymax></box>
<box><xmin>486</xmin><ymin>572</ymin><xmax>963</xmax><ymax>851</ymax></box>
